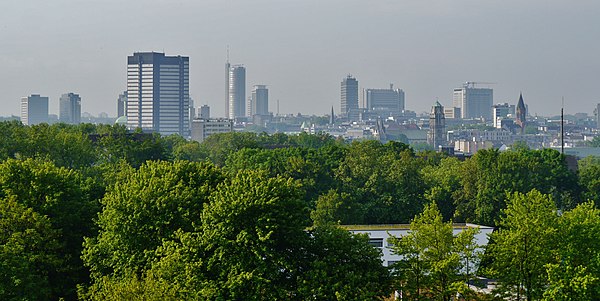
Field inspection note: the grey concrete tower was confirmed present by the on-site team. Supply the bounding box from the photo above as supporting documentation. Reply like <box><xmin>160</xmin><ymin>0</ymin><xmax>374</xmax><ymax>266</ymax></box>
<box><xmin>341</xmin><ymin>75</ymin><xmax>359</xmax><ymax>120</ymax></box>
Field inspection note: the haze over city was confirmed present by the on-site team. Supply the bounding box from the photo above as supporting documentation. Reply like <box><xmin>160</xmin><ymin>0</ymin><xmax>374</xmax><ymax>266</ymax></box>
<box><xmin>1</xmin><ymin>0</ymin><xmax>599</xmax><ymax>117</ymax></box>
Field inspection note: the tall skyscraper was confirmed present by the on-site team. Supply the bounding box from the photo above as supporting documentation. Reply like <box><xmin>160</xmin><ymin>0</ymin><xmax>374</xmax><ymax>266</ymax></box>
<box><xmin>428</xmin><ymin>101</ymin><xmax>446</xmax><ymax>148</ymax></box>
<box><xmin>227</xmin><ymin>65</ymin><xmax>246</xmax><ymax>119</ymax></box>
<box><xmin>341</xmin><ymin>75</ymin><xmax>359</xmax><ymax>120</ymax></box>
<box><xmin>452</xmin><ymin>82</ymin><xmax>493</xmax><ymax>120</ymax></box>
<box><xmin>364</xmin><ymin>84</ymin><xmax>405</xmax><ymax>116</ymax></box>
<box><xmin>251</xmin><ymin>85</ymin><xmax>269</xmax><ymax>116</ymax></box>
<box><xmin>117</xmin><ymin>91</ymin><xmax>127</xmax><ymax>118</ymax></box>
<box><xmin>127</xmin><ymin>52</ymin><xmax>189</xmax><ymax>136</ymax></box>
<box><xmin>515</xmin><ymin>93</ymin><xmax>527</xmax><ymax>134</ymax></box>
<box><xmin>59</xmin><ymin>93</ymin><xmax>81</xmax><ymax>124</ymax></box>
<box><xmin>21</xmin><ymin>94</ymin><xmax>49</xmax><ymax>125</ymax></box>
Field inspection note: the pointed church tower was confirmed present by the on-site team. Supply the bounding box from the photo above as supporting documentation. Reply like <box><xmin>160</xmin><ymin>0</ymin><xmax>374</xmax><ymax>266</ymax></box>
<box><xmin>330</xmin><ymin>106</ymin><xmax>335</xmax><ymax>125</ymax></box>
<box><xmin>516</xmin><ymin>93</ymin><xmax>526</xmax><ymax>134</ymax></box>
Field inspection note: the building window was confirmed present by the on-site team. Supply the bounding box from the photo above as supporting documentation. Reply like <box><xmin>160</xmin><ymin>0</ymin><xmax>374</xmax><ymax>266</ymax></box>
<box><xmin>368</xmin><ymin>238</ymin><xmax>383</xmax><ymax>248</ymax></box>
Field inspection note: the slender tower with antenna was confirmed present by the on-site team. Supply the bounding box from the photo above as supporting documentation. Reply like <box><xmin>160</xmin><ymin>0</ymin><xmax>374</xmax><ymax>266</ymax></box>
<box><xmin>225</xmin><ymin>46</ymin><xmax>230</xmax><ymax>119</ymax></box>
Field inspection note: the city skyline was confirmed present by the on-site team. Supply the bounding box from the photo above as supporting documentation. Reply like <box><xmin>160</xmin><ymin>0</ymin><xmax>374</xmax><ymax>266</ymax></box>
<box><xmin>1</xmin><ymin>0</ymin><xmax>599</xmax><ymax>118</ymax></box>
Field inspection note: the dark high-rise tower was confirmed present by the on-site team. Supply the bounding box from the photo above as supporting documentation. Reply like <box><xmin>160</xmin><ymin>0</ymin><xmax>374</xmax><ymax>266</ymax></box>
<box><xmin>59</xmin><ymin>92</ymin><xmax>81</xmax><ymax>124</ymax></box>
<box><xmin>428</xmin><ymin>101</ymin><xmax>446</xmax><ymax>148</ymax></box>
<box><xmin>341</xmin><ymin>75</ymin><xmax>359</xmax><ymax>120</ymax></box>
<box><xmin>515</xmin><ymin>93</ymin><xmax>526</xmax><ymax>134</ymax></box>
<box><xmin>127</xmin><ymin>52</ymin><xmax>190</xmax><ymax>136</ymax></box>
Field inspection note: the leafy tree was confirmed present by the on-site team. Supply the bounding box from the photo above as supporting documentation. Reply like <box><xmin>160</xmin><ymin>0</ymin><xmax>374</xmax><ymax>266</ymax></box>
<box><xmin>578</xmin><ymin>156</ymin><xmax>600</xmax><ymax>204</ymax></box>
<box><xmin>311</xmin><ymin>190</ymin><xmax>360</xmax><ymax>226</ymax></box>
<box><xmin>194</xmin><ymin>170</ymin><xmax>309</xmax><ymax>299</ymax></box>
<box><xmin>336</xmin><ymin>140</ymin><xmax>426</xmax><ymax>224</ymax></box>
<box><xmin>389</xmin><ymin>203</ymin><xmax>479</xmax><ymax>301</ymax></box>
<box><xmin>296</xmin><ymin>225</ymin><xmax>393</xmax><ymax>300</ymax></box>
<box><xmin>0</xmin><ymin>158</ymin><xmax>97</xmax><ymax>299</ymax></box>
<box><xmin>456</xmin><ymin>148</ymin><xmax>578</xmax><ymax>226</ymax></box>
<box><xmin>82</xmin><ymin>160</ymin><xmax>224</xmax><ymax>280</ymax></box>
<box><xmin>543</xmin><ymin>202</ymin><xmax>600</xmax><ymax>300</ymax></box>
<box><xmin>421</xmin><ymin>157</ymin><xmax>464</xmax><ymax>221</ymax></box>
<box><xmin>78</xmin><ymin>271</ymin><xmax>184</xmax><ymax>301</ymax></box>
<box><xmin>0</xmin><ymin>198</ymin><xmax>61</xmax><ymax>301</ymax></box>
<box><xmin>487</xmin><ymin>190</ymin><xmax>557</xmax><ymax>301</ymax></box>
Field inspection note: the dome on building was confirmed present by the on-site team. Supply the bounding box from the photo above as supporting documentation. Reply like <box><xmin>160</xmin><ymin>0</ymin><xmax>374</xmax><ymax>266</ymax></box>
<box><xmin>115</xmin><ymin>115</ymin><xmax>127</xmax><ymax>125</ymax></box>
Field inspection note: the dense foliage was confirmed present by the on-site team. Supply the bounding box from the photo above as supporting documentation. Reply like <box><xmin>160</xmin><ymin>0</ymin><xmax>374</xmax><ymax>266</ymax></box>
<box><xmin>0</xmin><ymin>121</ymin><xmax>598</xmax><ymax>300</ymax></box>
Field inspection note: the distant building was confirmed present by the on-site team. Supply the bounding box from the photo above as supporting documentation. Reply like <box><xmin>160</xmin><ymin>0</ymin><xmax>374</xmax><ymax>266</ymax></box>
<box><xmin>595</xmin><ymin>103</ymin><xmax>600</xmax><ymax>128</ymax></box>
<box><xmin>227</xmin><ymin>65</ymin><xmax>246</xmax><ymax>119</ymax></box>
<box><xmin>342</xmin><ymin>223</ymin><xmax>493</xmax><ymax>267</ymax></box>
<box><xmin>492</xmin><ymin>103</ymin><xmax>516</xmax><ymax>128</ymax></box>
<box><xmin>59</xmin><ymin>93</ymin><xmax>81</xmax><ymax>124</ymax></box>
<box><xmin>200</xmin><ymin>105</ymin><xmax>210</xmax><ymax>119</ymax></box>
<box><xmin>341</xmin><ymin>75</ymin><xmax>359</xmax><ymax>120</ymax></box>
<box><xmin>127</xmin><ymin>52</ymin><xmax>190</xmax><ymax>136</ymax></box>
<box><xmin>428</xmin><ymin>101</ymin><xmax>446</xmax><ymax>148</ymax></box>
<box><xmin>444</xmin><ymin>107</ymin><xmax>461</xmax><ymax>119</ymax></box>
<box><xmin>191</xmin><ymin>118</ymin><xmax>233</xmax><ymax>143</ymax></box>
<box><xmin>21</xmin><ymin>94</ymin><xmax>49</xmax><ymax>125</ymax></box>
<box><xmin>515</xmin><ymin>93</ymin><xmax>527</xmax><ymax>134</ymax></box>
<box><xmin>363</xmin><ymin>84</ymin><xmax>405</xmax><ymax>117</ymax></box>
<box><xmin>117</xmin><ymin>91</ymin><xmax>127</xmax><ymax>118</ymax></box>
<box><xmin>251</xmin><ymin>85</ymin><xmax>269</xmax><ymax>116</ymax></box>
<box><xmin>453</xmin><ymin>82</ymin><xmax>493</xmax><ymax>120</ymax></box>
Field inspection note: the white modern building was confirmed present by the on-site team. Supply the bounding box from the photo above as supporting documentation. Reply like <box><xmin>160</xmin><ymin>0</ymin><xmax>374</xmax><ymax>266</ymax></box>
<box><xmin>59</xmin><ymin>93</ymin><xmax>81</xmax><ymax>124</ymax></box>
<box><xmin>364</xmin><ymin>84</ymin><xmax>405</xmax><ymax>116</ymax></box>
<box><xmin>191</xmin><ymin>118</ymin><xmax>233</xmax><ymax>143</ymax></box>
<box><xmin>21</xmin><ymin>94</ymin><xmax>49</xmax><ymax>125</ymax></box>
<box><xmin>127</xmin><ymin>52</ymin><xmax>190</xmax><ymax>136</ymax></box>
<box><xmin>342</xmin><ymin>223</ymin><xmax>493</xmax><ymax>267</ymax></box>
<box><xmin>453</xmin><ymin>83</ymin><xmax>493</xmax><ymax>120</ymax></box>
<box><xmin>227</xmin><ymin>65</ymin><xmax>246</xmax><ymax>119</ymax></box>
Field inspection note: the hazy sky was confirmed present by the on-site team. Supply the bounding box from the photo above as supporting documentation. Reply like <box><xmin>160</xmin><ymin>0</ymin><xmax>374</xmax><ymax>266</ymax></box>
<box><xmin>1</xmin><ymin>0</ymin><xmax>599</xmax><ymax>118</ymax></box>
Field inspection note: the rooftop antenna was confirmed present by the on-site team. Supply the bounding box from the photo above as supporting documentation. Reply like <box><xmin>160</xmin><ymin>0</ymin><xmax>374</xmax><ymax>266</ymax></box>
<box><xmin>561</xmin><ymin>97</ymin><xmax>565</xmax><ymax>154</ymax></box>
<box><xmin>226</xmin><ymin>45</ymin><xmax>230</xmax><ymax>63</ymax></box>
<box><xmin>277</xmin><ymin>99</ymin><xmax>280</xmax><ymax>116</ymax></box>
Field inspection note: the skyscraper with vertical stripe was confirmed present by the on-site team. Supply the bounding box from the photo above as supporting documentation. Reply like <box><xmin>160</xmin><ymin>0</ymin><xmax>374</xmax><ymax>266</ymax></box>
<box><xmin>127</xmin><ymin>52</ymin><xmax>190</xmax><ymax>136</ymax></box>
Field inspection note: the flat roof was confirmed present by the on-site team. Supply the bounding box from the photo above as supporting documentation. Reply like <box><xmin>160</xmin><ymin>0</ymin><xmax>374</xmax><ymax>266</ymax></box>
<box><xmin>340</xmin><ymin>223</ymin><xmax>493</xmax><ymax>231</ymax></box>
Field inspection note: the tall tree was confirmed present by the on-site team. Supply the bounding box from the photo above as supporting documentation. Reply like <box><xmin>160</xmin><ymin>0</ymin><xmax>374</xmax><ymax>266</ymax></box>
<box><xmin>0</xmin><ymin>197</ymin><xmax>61</xmax><ymax>301</ymax></box>
<box><xmin>389</xmin><ymin>203</ymin><xmax>480</xmax><ymax>301</ymax></box>
<box><xmin>487</xmin><ymin>190</ymin><xmax>557</xmax><ymax>301</ymax></box>
<box><xmin>543</xmin><ymin>202</ymin><xmax>600</xmax><ymax>300</ymax></box>
<box><xmin>82</xmin><ymin>160</ymin><xmax>223</xmax><ymax>280</ymax></box>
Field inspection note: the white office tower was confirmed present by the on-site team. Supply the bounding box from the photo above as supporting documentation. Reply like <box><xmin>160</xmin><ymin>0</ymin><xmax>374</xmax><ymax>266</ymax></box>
<box><xmin>227</xmin><ymin>65</ymin><xmax>246</xmax><ymax>119</ymax></box>
<box><xmin>364</xmin><ymin>84</ymin><xmax>405</xmax><ymax>116</ymax></box>
<box><xmin>59</xmin><ymin>93</ymin><xmax>81</xmax><ymax>124</ymax></box>
<box><xmin>453</xmin><ymin>82</ymin><xmax>493</xmax><ymax>120</ymax></box>
<box><xmin>21</xmin><ymin>94</ymin><xmax>49</xmax><ymax>125</ymax></box>
<box><xmin>127</xmin><ymin>52</ymin><xmax>190</xmax><ymax>136</ymax></box>
<box><xmin>251</xmin><ymin>85</ymin><xmax>269</xmax><ymax>116</ymax></box>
